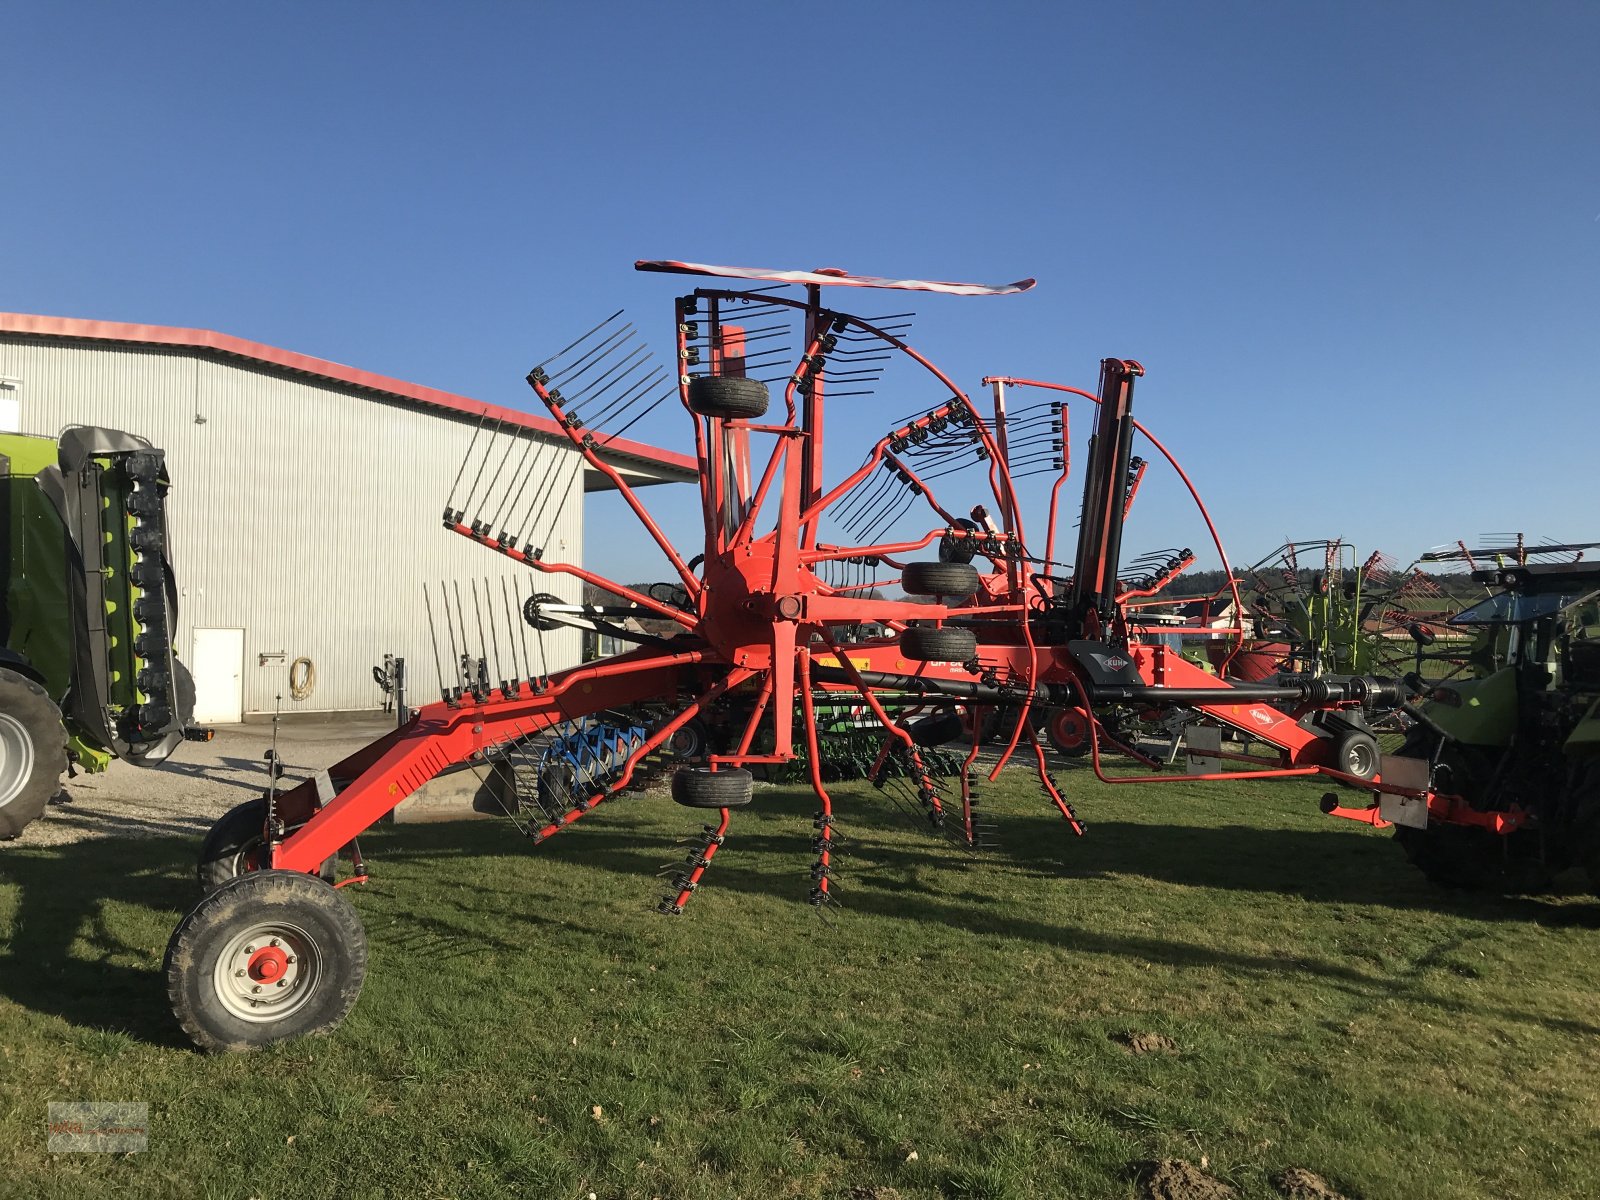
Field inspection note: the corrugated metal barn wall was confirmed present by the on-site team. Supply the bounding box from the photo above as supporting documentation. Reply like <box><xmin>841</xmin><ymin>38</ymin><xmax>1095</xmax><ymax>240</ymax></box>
<box><xmin>1</xmin><ymin>336</ymin><xmax>584</xmax><ymax>714</ymax></box>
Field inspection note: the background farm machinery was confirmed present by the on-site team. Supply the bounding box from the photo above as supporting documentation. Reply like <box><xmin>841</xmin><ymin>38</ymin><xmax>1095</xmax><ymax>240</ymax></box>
<box><xmin>166</xmin><ymin>260</ymin><xmax>1422</xmax><ymax>1052</ymax></box>
<box><xmin>0</xmin><ymin>426</ymin><xmax>201</xmax><ymax>839</ymax></box>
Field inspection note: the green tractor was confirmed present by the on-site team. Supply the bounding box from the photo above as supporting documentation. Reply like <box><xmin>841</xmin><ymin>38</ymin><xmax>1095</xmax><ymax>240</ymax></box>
<box><xmin>0</xmin><ymin>426</ymin><xmax>197</xmax><ymax>838</ymax></box>
<box><xmin>1378</xmin><ymin>562</ymin><xmax>1600</xmax><ymax>892</ymax></box>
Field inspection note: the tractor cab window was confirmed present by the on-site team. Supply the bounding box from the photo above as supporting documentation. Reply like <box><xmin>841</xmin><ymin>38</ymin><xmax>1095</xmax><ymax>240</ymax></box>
<box><xmin>1450</xmin><ymin>587</ymin><xmax>1600</xmax><ymax>627</ymax></box>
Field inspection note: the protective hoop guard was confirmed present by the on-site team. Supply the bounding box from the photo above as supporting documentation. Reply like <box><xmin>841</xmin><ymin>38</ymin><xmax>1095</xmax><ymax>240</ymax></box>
<box><xmin>635</xmin><ymin>259</ymin><xmax>1036</xmax><ymax>297</ymax></box>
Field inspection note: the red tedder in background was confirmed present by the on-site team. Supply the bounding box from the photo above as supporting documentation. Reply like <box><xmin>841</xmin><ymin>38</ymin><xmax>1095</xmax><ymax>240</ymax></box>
<box><xmin>163</xmin><ymin>260</ymin><xmax>1404</xmax><ymax>1051</ymax></box>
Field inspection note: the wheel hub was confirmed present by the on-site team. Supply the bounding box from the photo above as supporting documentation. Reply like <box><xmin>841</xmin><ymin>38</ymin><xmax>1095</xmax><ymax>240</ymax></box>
<box><xmin>0</xmin><ymin>712</ymin><xmax>37</xmax><ymax>807</ymax></box>
<box><xmin>213</xmin><ymin>923</ymin><xmax>320</xmax><ymax>1022</ymax></box>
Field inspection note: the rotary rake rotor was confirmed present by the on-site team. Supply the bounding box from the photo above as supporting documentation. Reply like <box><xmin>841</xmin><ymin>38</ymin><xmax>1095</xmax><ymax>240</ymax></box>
<box><xmin>164</xmin><ymin>259</ymin><xmax>1412</xmax><ymax>1052</ymax></box>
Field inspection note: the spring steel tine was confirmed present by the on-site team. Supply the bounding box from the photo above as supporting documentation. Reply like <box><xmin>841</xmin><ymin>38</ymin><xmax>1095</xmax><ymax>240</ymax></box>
<box><xmin>424</xmin><ymin>583</ymin><xmax>447</xmax><ymax>697</ymax></box>
<box><xmin>511</xmin><ymin>576</ymin><xmax>535</xmax><ymax>685</ymax></box>
<box><xmin>601</xmin><ymin>387</ymin><xmax>675</xmax><ymax>445</ymax></box>
<box><xmin>562</xmin><ymin>344</ymin><xmax>652</xmax><ymax>410</ymax></box>
<box><xmin>546</xmin><ymin>324</ymin><xmax>637</xmax><ymax>388</ymax></box>
<box><xmin>446</xmin><ymin>411</ymin><xmax>488</xmax><ymax>511</ymax></box>
<box><xmin>517</xmin><ymin>434</ymin><xmax>573</xmax><ymax>539</ymax></box>
<box><xmin>838</xmin><ymin>471</ymin><xmax>901</xmax><ymax>535</ymax></box>
<box><xmin>459</xmin><ymin>417</ymin><xmax>505</xmax><ymax>519</ymax></box>
<box><xmin>535</xmin><ymin>451</ymin><xmax>589</xmax><ymax>547</ymax></box>
<box><xmin>530</xmin><ymin>308</ymin><xmax>626</xmax><ymax>374</ymax></box>
<box><xmin>493</xmin><ymin>431</ymin><xmax>548</xmax><ymax>535</ymax></box>
<box><xmin>480</xmin><ymin>425</ymin><xmax>523</xmax><ymax>525</ymax></box>
<box><xmin>834</xmin><ymin>466</ymin><xmax>897</xmax><ymax>529</ymax></box>
<box><xmin>482</xmin><ymin>577</ymin><xmax>506</xmax><ymax>687</ymax></box>
<box><xmin>470</xmin><ymin>578</ymin><xmax>493</xmax><ymax>678</ymax></box>
<box><xmin>451</xmin><ymin>579</ymin><xmax>473</xmax><ymax>688</ymax></box>
<box><xmin>585</xmin><ymin>365</ymin><xmax>666</xmax><ymax>430</ymax></box>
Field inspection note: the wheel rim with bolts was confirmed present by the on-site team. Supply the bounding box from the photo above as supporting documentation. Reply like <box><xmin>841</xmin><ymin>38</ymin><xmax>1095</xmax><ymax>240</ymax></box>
<box><xmin>1348</xmin><ymin>742</ymin><xmax>1373</xmax><ymax>776</ymax></box>
<box><xmin>211</xmin><ymin>921</ymin><xmax>322</xmax><ymax>1023</ymax></box>
<box><xmin>0</xmin><ymin>713</ymin><xmax>36</xmax><ymax>807</ymax></box>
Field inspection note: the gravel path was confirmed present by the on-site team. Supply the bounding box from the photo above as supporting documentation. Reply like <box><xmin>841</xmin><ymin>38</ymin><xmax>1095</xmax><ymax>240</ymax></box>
<box><xmin>3</xmin><ymin>716</ymin><xmax>399</xmax><ymax>848</ymax></box>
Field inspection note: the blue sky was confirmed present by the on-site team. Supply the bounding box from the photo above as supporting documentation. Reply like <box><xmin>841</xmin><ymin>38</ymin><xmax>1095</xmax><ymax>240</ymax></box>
<box><xmin>5</xmin><ymin>3</ymin><xmax>1596</xmax><ymax>585</ymax></box>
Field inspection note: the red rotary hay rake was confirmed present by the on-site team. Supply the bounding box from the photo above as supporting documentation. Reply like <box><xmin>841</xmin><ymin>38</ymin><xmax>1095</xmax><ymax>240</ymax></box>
<box><xmin>164</xmin><ymin>261</ymin><xmax>1403</xmax><ymax>1051</ymax></box>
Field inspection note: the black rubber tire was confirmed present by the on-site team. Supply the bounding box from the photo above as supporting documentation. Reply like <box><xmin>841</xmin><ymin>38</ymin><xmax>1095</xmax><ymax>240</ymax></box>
<box><xmin>671</xmin><ymin>766</ymin><xmax>754</xmax><ymax>809</ymax></box>
<box><xmin>1332</xmin><ymin>728</ymin><xmax>1380</xmax><ymax>784</ymax></box>
<box><xmin>165</xmin><ymin>869</ymin><xmax>367</xmax><ymax>1053</ymax></box>
<box><xmin>667</xmin><ymin>718</ymin><xmax>709</xmax><ymax>760</ymax></box>
<box><xmin>1564</xmin><ymin>757</ymin><xmax>1600</xmax><ymax>893</ymax></box>
<box><xmin>900</xmin><ymin>625</ymin><xmax>978</xmax><ymax>663</ymax></box>
<box><xmin>198</xmin><ymin>796</ymin><xmax>337</xmax><ymax>892</ymax></box>
<box><xmin>0</xmin><ymin>668</ymin><xmax>68</xmax><ymax>840</ymax></box>
<box><xmin>536</xmin><ymin>762</ymin><xmax>578</xmax><ymax>811</ymax></box>
<box><xmin>906</xmin><ymin>710</ymin><xmax>964</xmax><ymax>748</ymax></box>
<box><xmin>688</xmin><ymin>376</ymin><xmax>769</xmax><ymax>420</ymax></box>
<box><xmin>1047</xmin><ymin>708</ymin><xmax>1092</xmax><ymax>758</ymax></box>
<box><xmin>902</xmin><ymin>561</ymin><xmax>980</xmax><ymax>598</ymax></box>
<box><xmin>1388</xmin><ymin>728</ymin><xmax>1553</xmax><ymax>894</ymax></box>
<box><xmin>939</xmin><ymin>518</ymin><xmax>981</xmax><ymax>565</ymax></box>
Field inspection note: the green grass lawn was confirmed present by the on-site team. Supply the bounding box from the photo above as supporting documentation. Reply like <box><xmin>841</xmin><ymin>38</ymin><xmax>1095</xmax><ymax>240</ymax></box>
<box><xmin>4</xmin><ymin>766</ymin><xmax>1600</xmax><ymax>1199</ymax></box>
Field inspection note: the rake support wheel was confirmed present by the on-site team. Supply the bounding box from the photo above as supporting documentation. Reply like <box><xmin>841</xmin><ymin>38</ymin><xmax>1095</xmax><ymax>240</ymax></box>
<box><xmin>166</xmin><ymin>870</ymin><xmax>367</xmax><ymax>1053</ymax></box>
<box><xmin>671</xmin><ymin>766</ymin><xmax>754</xmax><ymax>809</ymax></box>
<box><xmin>902</xmin><ymin>561</ymin><xmax>980</xmax><ymax>598</ymax></box>
<box><xmin>688</xmin><ymin>376</ymin><xmax>769</xmax><ymax>420</ymax></box>
<box><xmin>198</xmin><ymin>796</ymin><xmax>337</xmax><ymax>892</ymax></box>
<box><xmin>900</xmin><ymin>625</ymin><xmax>978</xmax><ymax>663</ymax></box>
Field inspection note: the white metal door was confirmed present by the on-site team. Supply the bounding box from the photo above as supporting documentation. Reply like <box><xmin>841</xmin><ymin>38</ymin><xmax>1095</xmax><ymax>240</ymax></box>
<box><xmin>191</xmin><ymin>628</ymin><xmax>244</xmax><ymax>724</ymax></box>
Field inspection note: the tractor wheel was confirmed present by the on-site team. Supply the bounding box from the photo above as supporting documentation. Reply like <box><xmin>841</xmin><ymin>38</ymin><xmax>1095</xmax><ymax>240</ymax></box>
<box><xmin>0</xmin><ymin>668</ymin><xmax>68</xmax><ymax>840</ymax></box>
<box><xmin>1047</xmin><ymin>708</ymin><xmax>1092</xmax><ymax>758</ymax></box>
<box><xmin>671</xmin><ymin>766</ymin><xmax>754</xmax><ymax>809</ymax></box>
<box><xmin>1564</xmin><ymin>758</ymin><xmax>1600</xmax><ymax>893</ymax></box>
<box><xmin>901</xmin><ymin>561</ymin><xmax>980</xmax><ymax>598</ymax></box>
<box><xmin>197</xmin><ymin>796</ymin><xmax>337</xmax><ymax>892</ymax></box>
<box><xmin>900</xmin><ymin>626</ymin><xmax>978</xmax><ymax>663</ymax></box>
<box><xmin>1332</xmin><ymin>728</ymin><xmax>1380</xmax><ymax>784</ymax></box>
<box><xmin>165</xmin><ymin>870</ymin><xmax>367</xmax><ymax>1053</ymax></box>
<box><xmin>1389</xmin><ymin>730</ymin><xmax>1553</xmax><ymax>894</ymax></box>
<box><xmin>688</xmin><ymin>377</ymin><xmax>769</xmax><ymax>420</ymax></box>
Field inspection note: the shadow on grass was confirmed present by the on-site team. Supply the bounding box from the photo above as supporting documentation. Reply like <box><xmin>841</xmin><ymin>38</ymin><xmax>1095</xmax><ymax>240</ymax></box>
<box><xmin>4</xmin><ymin>783</ymin><xmax>1600</xmax><ymax>1047</ymax></box>
<box><xmin>0</xmin><ymin>834</ymin><xmax>197</xmax><ymax>1046</ymax></box>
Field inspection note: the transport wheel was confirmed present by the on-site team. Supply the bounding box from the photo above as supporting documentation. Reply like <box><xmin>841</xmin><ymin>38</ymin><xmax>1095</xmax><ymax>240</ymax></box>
<box><xmin>671</xmin><ymin>766</ymin><xmax>754</xmax><ymax>808</ymax></box>
<box><xmin>197</xmin><ymin>796</ymin><xmax>337</xmax><ymax>892</ymax></box>
<box><xmin>165</xmin><ymin>870</ymin><xmax>367</xmax><ymax>1053</ymax></box>
<box><xmin>901</xmin><ymin>561</ymin><xmax>980</xmax><ymax>598</ymax></box>
<box><xmin>688</xmin><ymin>376</ymin><xmax>769</xmax><ymax>420</ymax></box>
<box><xmin>900</xmin><ymin>626</ymin><xmax>978</xmax><ymax>664</ymax></box>
<box><xmin>1047</xmin><ymin>708</ymin><xmax>1092</xmax><ymax>757</ymax></box>
<box><xmin>1332</xmin><ymin>728</ymin><xmax>1379</xmax><ymax>783</ymax></box>
<box><xmin>0</xmin><ymin>668</ymin><xmax>68</xmax><ymax>840</ymax></box>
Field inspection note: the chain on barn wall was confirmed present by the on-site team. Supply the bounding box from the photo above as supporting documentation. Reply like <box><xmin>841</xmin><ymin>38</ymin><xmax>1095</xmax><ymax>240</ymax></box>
<box><xmin>0</xmin><ymin>337</ymin><xmax>585</xmax><ymax>714</ymax></box>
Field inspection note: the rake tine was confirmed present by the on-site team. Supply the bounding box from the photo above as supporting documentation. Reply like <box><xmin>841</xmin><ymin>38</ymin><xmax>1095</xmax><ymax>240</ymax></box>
<box><xmin>492</xmin><ymin>431</ymin><xmax>546</xmax><ymax>536</ymax></box>
<box><xmin>546</xmin><ymin>324</ymin><xmax>637</xmax><ymax>390</ymax></box>
<box><xmin>585</xmin><ymin>365</ymin><xmax>666</xmax><ymax>430</ymax></box>
<box><xmin>601</xmin><ymin>386</ymin><xmax>675</xmax><ymax>445</ymax></box>
<box><xmin>483</xmin><ymin>576</ymin><xmax>507</xmax><ymax>690</ymax></box>
<box><xmin>529</xmin><ymin>308</ymin><xmax>625</xmax><ymax>374</ymax></box>
<box><xmin>562</xmin><ymin>345</ymin><xmax>652</xmax><ymax>411</ymax></box>
<box><xmin>424</xmin><ymin>582</ymin><xmax>448</xmax><ymax>699</ymax></box>
<box><xmin>446</xmin><ymin>411</ymin><xmax>488</xmax><ymax>512</ymax></box>
<box><xmin>459</xmin><ymin>417</ymin><xmax>505</xmax><ymax>520</ymax></box>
